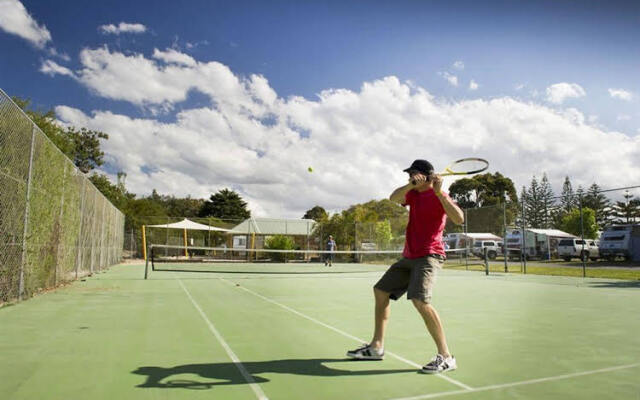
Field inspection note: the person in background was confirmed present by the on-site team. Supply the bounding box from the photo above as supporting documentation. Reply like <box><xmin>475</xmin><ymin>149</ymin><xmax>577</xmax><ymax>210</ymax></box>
<box><xmin>325</xmin><ymin>235</ymin><xmax>337</xmax><ymax>266</ymax></box>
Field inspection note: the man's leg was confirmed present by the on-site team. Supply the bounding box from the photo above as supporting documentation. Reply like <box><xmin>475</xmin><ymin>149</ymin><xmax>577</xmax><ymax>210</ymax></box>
<box><xmin>371</xmin><ymin>288</ymin><xmax>390</xmax><ymax>350</ymax></box>
<box><xmin>346</xmin><ymin>288</ymin><xmax>390</xmax><ymax>360</ymax></box>
<box><xmin>411</xmin><ymin>299</ymin><xmax>450</xmax><ymax>357</ymax></box>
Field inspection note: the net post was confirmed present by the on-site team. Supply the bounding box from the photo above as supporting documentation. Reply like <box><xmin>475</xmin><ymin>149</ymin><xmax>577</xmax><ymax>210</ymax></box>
<box><xmin>183</xmin><ymin>228</ymin><xmax>188</xmax><ymax>258</ymax></box>
<box><xmin>142</xmin><ymin>225</ymin><xmax>147</xmax><ymax>262</ymax></box>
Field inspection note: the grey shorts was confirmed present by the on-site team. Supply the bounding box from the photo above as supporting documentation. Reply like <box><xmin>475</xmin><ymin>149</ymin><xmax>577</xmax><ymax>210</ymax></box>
<box><xmin>373</xmin><ymin>255</ymin><xmax>443</xmax><ymax>303</ymax></box>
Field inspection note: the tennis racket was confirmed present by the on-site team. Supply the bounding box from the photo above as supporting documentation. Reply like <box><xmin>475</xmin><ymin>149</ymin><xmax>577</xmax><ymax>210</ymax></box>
<box><xmin>411</xmin><ymin>157</ymin><xmax>489</xmax><ymax>185</ymax></box>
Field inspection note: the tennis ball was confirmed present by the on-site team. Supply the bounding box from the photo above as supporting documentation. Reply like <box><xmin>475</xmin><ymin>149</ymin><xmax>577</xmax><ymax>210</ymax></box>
<box><xmin>307</xmin><ymin>166</ymin><xmax>313</xmax><ymax>173</ymax></box>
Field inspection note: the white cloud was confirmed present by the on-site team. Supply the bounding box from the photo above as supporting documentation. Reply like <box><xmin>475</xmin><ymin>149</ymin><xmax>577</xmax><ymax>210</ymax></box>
<box><xmin>515</xmin><ymin>83</ymin><xmax>526</xmax><ymax>91</ymax></box>
<box><xmin>545</xmin><ymin>82</ymin><xmax>586</xmax><ymax>104</ymax></box>
<box><xmin>54</xmin><ymin>49</ymin><xmax>640</xmax><ymax>217</ymax></box>
<box><xmin>152</xmin><ymin>48</ymin><xmax>196</xmax><ymax>67</ymax></box>
<box><xmin>48</xmin><ymin>47</ymin><xmax>71</xmax><ymax>61</ymax></box>
<box><xmin>608</xmin><ymin>88</ymin><xmax>633</xmax><ymax>101</ymax></box>
<box><xmin>452</xmin><ymin>60</ymin><xmax>464</xmax><ymax>70</ymax></box>
<box><xmin>0</xmin><ymin>0</ymin><xmax>51</xmax><ymax>48</ymax></box>
<box><xmin>439</xmin><ymin>72</ymin><xmax>458</xmax><ymax>87</ymax></box>
<box><xmin>469</xmin><ymin>80</ymin><xmax>479</xmax><ymax>90</ymax></box>
<box><xmin>617</xmin><ymin>114</ymin><xmax>631</xmax><ymax>121</ymax></box>
<box><xmin>99</xmin><ymin>22</ymin><xmax>147</xmax><ymax>35</ymax></box>
<box><xmin>39</xmin><ymin>59</ymin><xmax>75</xmax><ymax>77</ymax></box>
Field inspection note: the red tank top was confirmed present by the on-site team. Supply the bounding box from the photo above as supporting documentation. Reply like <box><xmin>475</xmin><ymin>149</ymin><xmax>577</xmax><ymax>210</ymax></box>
<box><xmin>402</xmin><ymin>188</ymin><xmax>448</xmax><ymax>258</ymax></box>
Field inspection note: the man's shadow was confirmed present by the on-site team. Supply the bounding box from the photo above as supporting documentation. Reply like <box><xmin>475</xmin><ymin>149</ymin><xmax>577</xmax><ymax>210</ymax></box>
<box><xmin>133</xmin><ymin>358</ymin><xmax>415</xmax><ymax>389</ymax></box>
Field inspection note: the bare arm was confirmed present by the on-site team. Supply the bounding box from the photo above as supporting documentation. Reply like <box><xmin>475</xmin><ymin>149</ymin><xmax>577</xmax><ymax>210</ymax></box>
<box><xmin>390</xmin><ymin>172</ymin><xmax>428</xmax><ymax>204</ymax></box>
<box><xmin>389</xmin><ymin>183</ymin><xmax>414</xmax><ymax>204</ymax></box>
<box><xmin>432</xmin><ymin>175</ymin><xmax>464</xmax><ymax>225</ymax></box>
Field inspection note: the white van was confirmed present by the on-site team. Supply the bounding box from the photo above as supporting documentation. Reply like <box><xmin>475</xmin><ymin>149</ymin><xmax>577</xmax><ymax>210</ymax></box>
<box><xmin>599</xmin><ymin>225</ymin><xmax>632</xmax><ymax>261</ymax></box>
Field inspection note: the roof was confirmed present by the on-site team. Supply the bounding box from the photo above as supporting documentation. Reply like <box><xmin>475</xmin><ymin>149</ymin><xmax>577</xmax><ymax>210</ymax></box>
<box><xmin>464</xmin><ymin>233</ymin><xmax>502</xmax><ymax>240</ymax></box>
<box><xmin>147</xmin><ymin>218</ymin><xmax>229</xmax><ymax>232</ymax></box>
<box><xmin>527</xmin><ymin>228</ymin><xmax>576</xmax><ymax>238</ymax></box>
<box><xmin>228</xmin><ymin>217</ymin><xmax>316</xmax><ymax>235</ymax></box>
<box><xmin>508</xmin><ymin>228</ymin><xmax>575</xmax><ymax>238</ymax></box>
<box><xmin>445</xmin><ymin>232</ymin><xmax>502</xmax><ymax>240</ymax></box>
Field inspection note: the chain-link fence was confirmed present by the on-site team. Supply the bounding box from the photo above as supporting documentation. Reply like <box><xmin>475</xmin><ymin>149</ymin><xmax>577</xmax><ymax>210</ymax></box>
<box><xmin>450</xmin><ymin>185</ymin><xmax>640</xmax><ymax>275</ymax></box>
<box><xmin>0</xmin><ymin>89</ymin><xmax>125</xmax><ymax>303</ymax></box>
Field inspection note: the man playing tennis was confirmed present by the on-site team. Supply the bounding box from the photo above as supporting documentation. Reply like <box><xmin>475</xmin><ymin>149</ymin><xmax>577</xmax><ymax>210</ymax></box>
<box><xmin>347</xmin><ymin>159</ymin><xmax>464</xmax><ymax>374</ymax></box>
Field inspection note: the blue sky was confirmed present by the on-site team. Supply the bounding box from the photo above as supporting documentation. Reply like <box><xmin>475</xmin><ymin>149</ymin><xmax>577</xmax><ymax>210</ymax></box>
<box><xmin>1</xmin><ymin>0</ymin><xmax>639</xmax><ymax>216</ymax></box>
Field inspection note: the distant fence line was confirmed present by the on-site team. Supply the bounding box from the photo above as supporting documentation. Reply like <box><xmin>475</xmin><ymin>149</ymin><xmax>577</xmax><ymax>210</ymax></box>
<box><xmin>0</xmin><ymin>88</ymin><xmax>125</xmax><ymax>303</ymax></box>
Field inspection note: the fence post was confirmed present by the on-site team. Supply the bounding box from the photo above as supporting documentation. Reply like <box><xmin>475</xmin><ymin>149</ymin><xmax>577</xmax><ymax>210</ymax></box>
<box><xmin>90</xmin><ymin>191</ymin><xmax>98</xmax><ymax>274</ymax></box>
<box><xmin>464</xmin><ymin>209</ymin><xmax>469</xmax><ymax>270</ymax></box>
<box><xmin>579</xmin><ymin>194</ymin><xmax>586</xmax><ymax>277</ymax></box>
<box><xmin>99</xmin><ymin>198</ymin><xmax>106</xmax><ymax>270</ymax></box>
<box><xmin>75</xmin><ymin>179</ymin><xmax>86</xmax><ymax>279</ymax></box>
<box><xmin>503</xmin><ymin>202</ymin><xmax>508</xmax><ymax>273</ymax></box>
<box><xmin>522</xmin><ymin>198</ymin><xmax>527</xmax><ymax>274</ymax></box>
<box><xmin>484</xmin><ymin>247</ymin><xmax>489</xmax><ymax>276</ymax></box>
<box><xmin>18</xmin><ymin>124</ymin><xmax>37</xmax><ymax>301</ymax></box>
<box><xmin>55</xmin><ymin>162</ymin><xmax>68</xmax><ymax>286</ymax></box>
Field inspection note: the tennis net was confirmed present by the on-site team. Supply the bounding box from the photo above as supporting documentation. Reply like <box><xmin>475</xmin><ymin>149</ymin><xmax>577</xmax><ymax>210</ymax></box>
<box><xmin>144</xmin><ymin>244</ymin><xmax>483</xmax><ymax>278</ymax></box>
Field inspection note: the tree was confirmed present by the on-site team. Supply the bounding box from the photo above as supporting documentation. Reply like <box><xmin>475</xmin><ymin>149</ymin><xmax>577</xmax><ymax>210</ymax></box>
<box><xmin>539</xmin><ymin>174</ymin><xmax>555</xmax><ymax>229</ymax></box>
<box><xmin>265</xmin><ymin>235</ymin><xmax>295</xmax><ymax>262</ymax></box>
<box><xmin>13</xmin><ymin>96</ymin><xmax>74</xmax><ymax>157</ymax></box>
<box><xmin>448</xmin><ymin>172</ymin><xmax>518</xmax><ymax>209</ymax></box>
<box><xmin>303</xmin><ymin>206</ymin><xmax>328</xmax><ymax>222</ymax></box>
<box><xmin>559</xmin><ymin>176</ymin><xmax>576</xmax><ymax>214</ymax></box>
<box><xmin>198</xmin><ymin>189</ymin><xmax>251</xmax><ymax>221</ymax></box>
<box><xmin>152</xmin><ymin>194</ymin><xmax>205</xmax><ymax>218</ymax></box>
<box><xmin>124</xmin><ymin>197</ymin><xmax>168</xmax><ymax>229</ymax></box>
<box><xmin>13</xmin><ymin>97</ymin><xmax>108</xmax><ymax>173</ymax></box>
<box><xmin>611</xmin><ymin>192</ymin><xmax>640</xmax><ymax>224</ymax></box>
<box><xmin>67</xmin><ymin>126</ymin><xmax>109</xmax><ymax>173</ymax></box>
<box><xmin>523</xmin><ymin>175</ymin><xmax>546</xmax><ymax>228</ymax></box>
<box><xmin>311</xmin><ymin>199</ymin><xmax>408</xmax><ymax>250</ymax></box>
<box><xmin>582</xmin><ymin>184</ymin><xmax>613</xmax><ymax>229</ymax></box>
<box><xmin>557</xmin><ymin>208</ymin><xmax>598</xmax><ymax>239</ymax></box>
<box><xmin>375</xmin><ymin>220</ymin><xmax>393</xmax><ymax>250</ymax></box>
<box><xmin>446</xmin><ymin>172</ymin><xmax>518</xmax><ymax>236</ymax></box>
<box><xmin>89</xmin><ymin>172</ymin><xmax>134</xmax><ymax>211</ymax></box>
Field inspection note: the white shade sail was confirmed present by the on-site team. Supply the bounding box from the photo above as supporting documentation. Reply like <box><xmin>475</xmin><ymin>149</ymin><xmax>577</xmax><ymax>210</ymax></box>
<box><xmin>147</xmin><ymin>218</ymin><xmax>229</xmax><ymax>232</ymax></box>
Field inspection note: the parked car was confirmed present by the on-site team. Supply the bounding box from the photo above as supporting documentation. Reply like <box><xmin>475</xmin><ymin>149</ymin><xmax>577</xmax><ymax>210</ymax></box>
<box><xmin>472</xmin><ymin>240</ymin><xmax>503</xmax><ymax>260</ymax></box>
<box><xmin>557</xmin><ymin>238</ymin><xmax>599</xmax><ymax>261</ymax></box>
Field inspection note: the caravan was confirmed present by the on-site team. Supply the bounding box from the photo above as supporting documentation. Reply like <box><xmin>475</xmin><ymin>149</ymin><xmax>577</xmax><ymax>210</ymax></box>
<box><xmin>505</xmin><ymin>228</ymin><xmax>575</xmax><ymax>260</ymax></box>
<box><xmin>599</xmin><ymin>225</ymin><xmax>637</xmax><ymax>261</ymax></box>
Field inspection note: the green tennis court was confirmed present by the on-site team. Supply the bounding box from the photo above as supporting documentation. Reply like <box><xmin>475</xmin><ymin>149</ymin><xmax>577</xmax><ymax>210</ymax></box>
<box><xmin>2</xmin><ymin>262</ymin><xmax>639</xmax><ymax>400</ymax></box>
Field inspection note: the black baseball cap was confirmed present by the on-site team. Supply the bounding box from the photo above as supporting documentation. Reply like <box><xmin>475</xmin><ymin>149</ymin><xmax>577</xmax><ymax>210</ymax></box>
<box><xmin>403</xmin><ymin>159</ymin><xmax>434</xmax><ymax>175</ymax></box>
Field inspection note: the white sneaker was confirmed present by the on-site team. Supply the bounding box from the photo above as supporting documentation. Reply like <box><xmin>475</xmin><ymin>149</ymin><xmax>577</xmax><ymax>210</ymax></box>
<box><xmin>346</xmin><ymin>344</ymin><xmax>384</xmax><ymax>360</ymax></box>
<box><xmin>420</xmin><ymin>354</ymin><xmax>456</xmax><ymax>374</ymax></box>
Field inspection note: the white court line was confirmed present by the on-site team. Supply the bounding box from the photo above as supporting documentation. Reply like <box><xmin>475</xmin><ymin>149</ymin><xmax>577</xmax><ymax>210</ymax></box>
<box><xmin>388</xmin><ymin>362</ymin><xmax>640</xmax><ymax>400</ymax></box>
<box><xmin>220</xmin><ymin>278</ymin><xmax>473</xmax><ymax>391</ymax></box>
<box><xmin>177</xmin><ymin>278</ymin><xmax>269</xmax><ymax>400</ymax></box>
